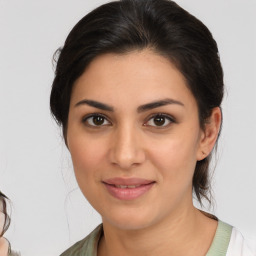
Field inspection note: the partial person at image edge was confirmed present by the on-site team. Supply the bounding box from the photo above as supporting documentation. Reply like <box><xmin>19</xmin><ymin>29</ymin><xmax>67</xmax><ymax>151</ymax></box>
<box><xmin>0</xmin><ymin>192</ymin><xmax>20</xmax><ymax>256</ymax></box>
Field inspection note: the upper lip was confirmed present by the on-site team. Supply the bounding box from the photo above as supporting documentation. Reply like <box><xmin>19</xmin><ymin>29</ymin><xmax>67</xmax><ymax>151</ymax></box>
<box><xmin>103</xmin><ymin>177</ymin><xmax>155</xmax><ymax>186</ymax></box>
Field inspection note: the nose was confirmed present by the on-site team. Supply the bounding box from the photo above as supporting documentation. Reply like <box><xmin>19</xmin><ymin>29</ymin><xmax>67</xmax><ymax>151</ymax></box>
<box><xmin>109</xmin><ymin>124</ymin><xmax>146</xmax><ymax>170</ymax></box>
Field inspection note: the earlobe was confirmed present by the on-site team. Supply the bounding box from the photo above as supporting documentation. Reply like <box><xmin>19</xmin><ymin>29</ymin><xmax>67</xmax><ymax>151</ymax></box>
<box><xmin>197</xmin><ymin>107</ymin><xmax>222</xmax><ymax>161</ymax></box>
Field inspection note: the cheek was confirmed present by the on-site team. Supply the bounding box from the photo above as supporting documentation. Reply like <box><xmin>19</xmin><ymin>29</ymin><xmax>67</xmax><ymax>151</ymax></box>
<box><xmin>149</xmin><ymin>139</ymin><xmax>198</xmax><ymax>206</ymax></box>
<box><xmin>68</xmin><ymin>137</ymin><xmax>106</xmax><ymax>182</ymax></box>
<box><xmin>68</xmin><ymin>137</ymin><xmax>107</xmax><ymax>208</ymax></box>
<box><xmin>149</xmin><ymin>134</ymin><xmax>199</xmax><ymax>181</ymax></box>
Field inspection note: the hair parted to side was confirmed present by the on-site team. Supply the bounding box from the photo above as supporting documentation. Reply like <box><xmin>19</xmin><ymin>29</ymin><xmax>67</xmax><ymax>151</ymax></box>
<box><xmin>0</xmin><ymin>191</ymin><xmax>10</xmax><ymax>237</ymax></box>
<box><xmin>50</xmin><ymin>0</ymin><xmax>224</xmax><ymax>205</ymax></box>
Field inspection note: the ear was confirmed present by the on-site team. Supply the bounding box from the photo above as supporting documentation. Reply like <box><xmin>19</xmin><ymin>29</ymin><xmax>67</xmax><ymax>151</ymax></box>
<box><xmin>197</xmin><ymin>107</ymin><xmax>222</xmax><ymax>161</ymax></box>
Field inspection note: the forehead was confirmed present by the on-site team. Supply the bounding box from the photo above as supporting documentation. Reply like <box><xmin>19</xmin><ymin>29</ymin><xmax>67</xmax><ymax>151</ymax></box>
<box><xmin>70</xmin><ymin>49</ymin><xmax>196</xmax><ymax>109</ymax></box>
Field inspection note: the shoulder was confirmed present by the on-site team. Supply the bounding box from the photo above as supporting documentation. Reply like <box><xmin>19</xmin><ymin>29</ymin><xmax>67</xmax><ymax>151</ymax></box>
<box><xmin>60</xmin><ymin>224</ymin><xmax>103</xmax><ymax>256</ymax></box>
<box><xmin>227</xmin><ymin>227</ymin><xmax>256</xmax><ymax>256</ymax></box>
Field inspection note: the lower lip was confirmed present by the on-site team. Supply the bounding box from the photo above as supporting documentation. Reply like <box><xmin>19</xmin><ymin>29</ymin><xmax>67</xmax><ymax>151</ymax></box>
<box><xmin>104</xmin><ymin>183</ymin><xmax>155</xmax><ymax>200</ymax></box>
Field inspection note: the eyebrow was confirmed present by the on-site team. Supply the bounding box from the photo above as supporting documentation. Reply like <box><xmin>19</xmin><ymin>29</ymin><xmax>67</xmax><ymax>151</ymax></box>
<box><xmin>74</xmin><ymin>98</ymin><xmax>184</xmax><ymax>112</ymax></box>
<box><xmin>137</xmin><ymin>98</ymin><xmax>184</xmax><ymax>113</ymax></box>
<box><xmin>75</xmin><ymin>99</ymin><xmax>114</xmax><ymax>111</ymax></box>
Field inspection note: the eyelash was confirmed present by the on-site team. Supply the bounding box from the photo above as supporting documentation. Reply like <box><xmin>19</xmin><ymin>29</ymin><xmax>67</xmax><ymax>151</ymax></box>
<box><xmin>144</xmin><ymin>113</ymin><xmax>176</xmax><ymax>128</ymax></box>
<box><xmin>82</xmin><ymin>113</ymin><xmax>111</xmax><ymax>127</ymax></box>
<box><xmin>81</xmin><ymin>113</ymin><xmax>176</xmax><ymax>128</ymax></box>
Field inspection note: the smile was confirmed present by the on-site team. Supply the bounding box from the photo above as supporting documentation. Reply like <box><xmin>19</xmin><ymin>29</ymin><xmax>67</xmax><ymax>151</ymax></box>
<box><xmin>113</xmin><ymin>184</ymin><xmax>141</xmax><ymax>188</ymax></box>
<box><xmin>102</xmin><ymin>178</ymin><xmax>155</xmax><ymax>200</ymax></box>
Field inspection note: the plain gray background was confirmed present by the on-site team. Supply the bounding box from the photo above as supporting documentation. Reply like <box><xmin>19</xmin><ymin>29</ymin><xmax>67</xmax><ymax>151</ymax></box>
<box><xmin>0</xmin><ymin>0</ymin><xmax>255</xmax><ymax>255</ymax></box>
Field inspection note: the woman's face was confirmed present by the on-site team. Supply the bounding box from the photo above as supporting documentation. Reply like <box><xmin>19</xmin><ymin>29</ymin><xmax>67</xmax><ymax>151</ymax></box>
<box><xmin>67</xmin><ymin>50</ymin><xmax>207</xmax><ymax>230</ymax></box>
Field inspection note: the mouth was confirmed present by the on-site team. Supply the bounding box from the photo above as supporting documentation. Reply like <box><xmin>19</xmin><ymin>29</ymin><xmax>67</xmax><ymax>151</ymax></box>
<box><xmin>102</xmin><ymin>178</ymin><xmax>155</xmax><ymax>200</ymax></box>
<box><xmin>110</xmin><ymin>184</ymin><xmax>142</xmax><ymax>189</ymax></box>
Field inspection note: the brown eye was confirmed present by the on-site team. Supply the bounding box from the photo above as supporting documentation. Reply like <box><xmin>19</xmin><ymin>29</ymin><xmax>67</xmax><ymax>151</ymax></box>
<box><xmin>92</xmin><ymin>116</ymin><xmax>105</xmax><ymax>125</ymax></box>
<box><xmin>153</xmin><ymin>116</ymin><xmax>166</xmax><ymax>126</ymax></box>
<box><xmin>83</xmin><ymin>114</ymin><xmax>110</xmax><ymax>127</ymax></box>
<box><xmin>145</xmin><ymin>114</ymin><xmax>174</xmax><ymax>127</ymax></box>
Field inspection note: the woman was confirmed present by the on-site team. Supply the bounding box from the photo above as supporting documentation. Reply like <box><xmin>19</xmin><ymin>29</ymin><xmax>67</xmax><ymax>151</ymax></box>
<box><xmin>0</xmin><ymin>192</ymin><xmax>10</xmax><ymax>256</ymax></box>
<box><xmin>0</xmin><ymin>192</ymin><xmax>19</xmax><ymax>256</ymax></box>
<box><xmin>50</xmin><ymin>0</ymin><xmax>255</xmax><ymax>255</ymax></box>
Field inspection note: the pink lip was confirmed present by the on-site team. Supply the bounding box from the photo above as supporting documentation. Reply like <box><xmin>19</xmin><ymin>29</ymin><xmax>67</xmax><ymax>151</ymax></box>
<box><xmin>103</xmin><ymin>177</ymin><xmax>155</xmax><ymax>200</ymax></box>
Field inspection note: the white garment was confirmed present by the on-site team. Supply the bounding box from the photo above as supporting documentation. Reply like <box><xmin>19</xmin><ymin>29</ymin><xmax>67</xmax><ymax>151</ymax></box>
<box><xmin>227</xmin><ymin>228</ymin><xmax>256</xmax><ymax>256</ymax></box>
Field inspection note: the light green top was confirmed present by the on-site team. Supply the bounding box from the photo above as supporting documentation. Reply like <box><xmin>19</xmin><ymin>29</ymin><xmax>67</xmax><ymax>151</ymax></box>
<box><xmin>206</xmin><ymin>221</ymin><xmax>233</xmax><ymax>256</ymax></box>
<box><xmin>60</xmin><ymin>220</ymin><xmax>233</xmax><ymax>256</ymax></box>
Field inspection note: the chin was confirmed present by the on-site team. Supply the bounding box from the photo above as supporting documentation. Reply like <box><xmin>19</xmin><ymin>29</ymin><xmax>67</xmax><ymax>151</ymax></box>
<box><xmin>102</xmin><ymin>209</ymin><xmax>159</xmax><ymax>231</ymax></box>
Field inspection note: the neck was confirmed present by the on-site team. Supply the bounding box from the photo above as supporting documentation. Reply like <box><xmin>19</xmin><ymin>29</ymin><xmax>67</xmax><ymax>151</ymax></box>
<box><xmin>0</xmin><ymin>237</ymin><xmax>9</xmax><ymax>256</ymax></box>
<box><xmin>98</xmin><ymin>205</ymin><xmax>217</xmax><ymax>256</ymax></box>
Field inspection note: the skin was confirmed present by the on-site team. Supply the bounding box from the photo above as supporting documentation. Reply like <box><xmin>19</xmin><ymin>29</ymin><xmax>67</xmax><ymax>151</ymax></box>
<box><xmin>67</xmin><ymin>49</ymin><xmax>222</xmax><ymax>256</ymax></box>
<box><xmin>0</xmin><ymin>212</ymin><xmax>8</xmax><ymax>256</ymax></box>
<box><xmin>0</xmin><ymin>238</ymin><xmax>8</xmax><ymax>256</ymax></box>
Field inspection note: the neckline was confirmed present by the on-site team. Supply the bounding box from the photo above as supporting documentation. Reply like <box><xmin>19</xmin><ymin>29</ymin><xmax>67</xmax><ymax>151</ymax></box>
<box><xmin>206</xmin><ymin>220</ymin><xmax>233</xmax><ymax>256</ymax></box>
<box><xmin>91</xmin><ymin>220</ymin><xmax>233</xmax><ymax>256</ymax></box>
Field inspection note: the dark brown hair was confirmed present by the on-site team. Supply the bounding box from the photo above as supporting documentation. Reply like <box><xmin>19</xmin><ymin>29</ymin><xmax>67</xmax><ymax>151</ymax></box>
<box><xmin>50</xmin><ymin>0</ymin><xmax>224</xmax><ymax>205</ymax></box>
<box><xmin>0</xmin><ymin>191</ymin><xmax>10</xmax><ymax>237</ymax></box>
